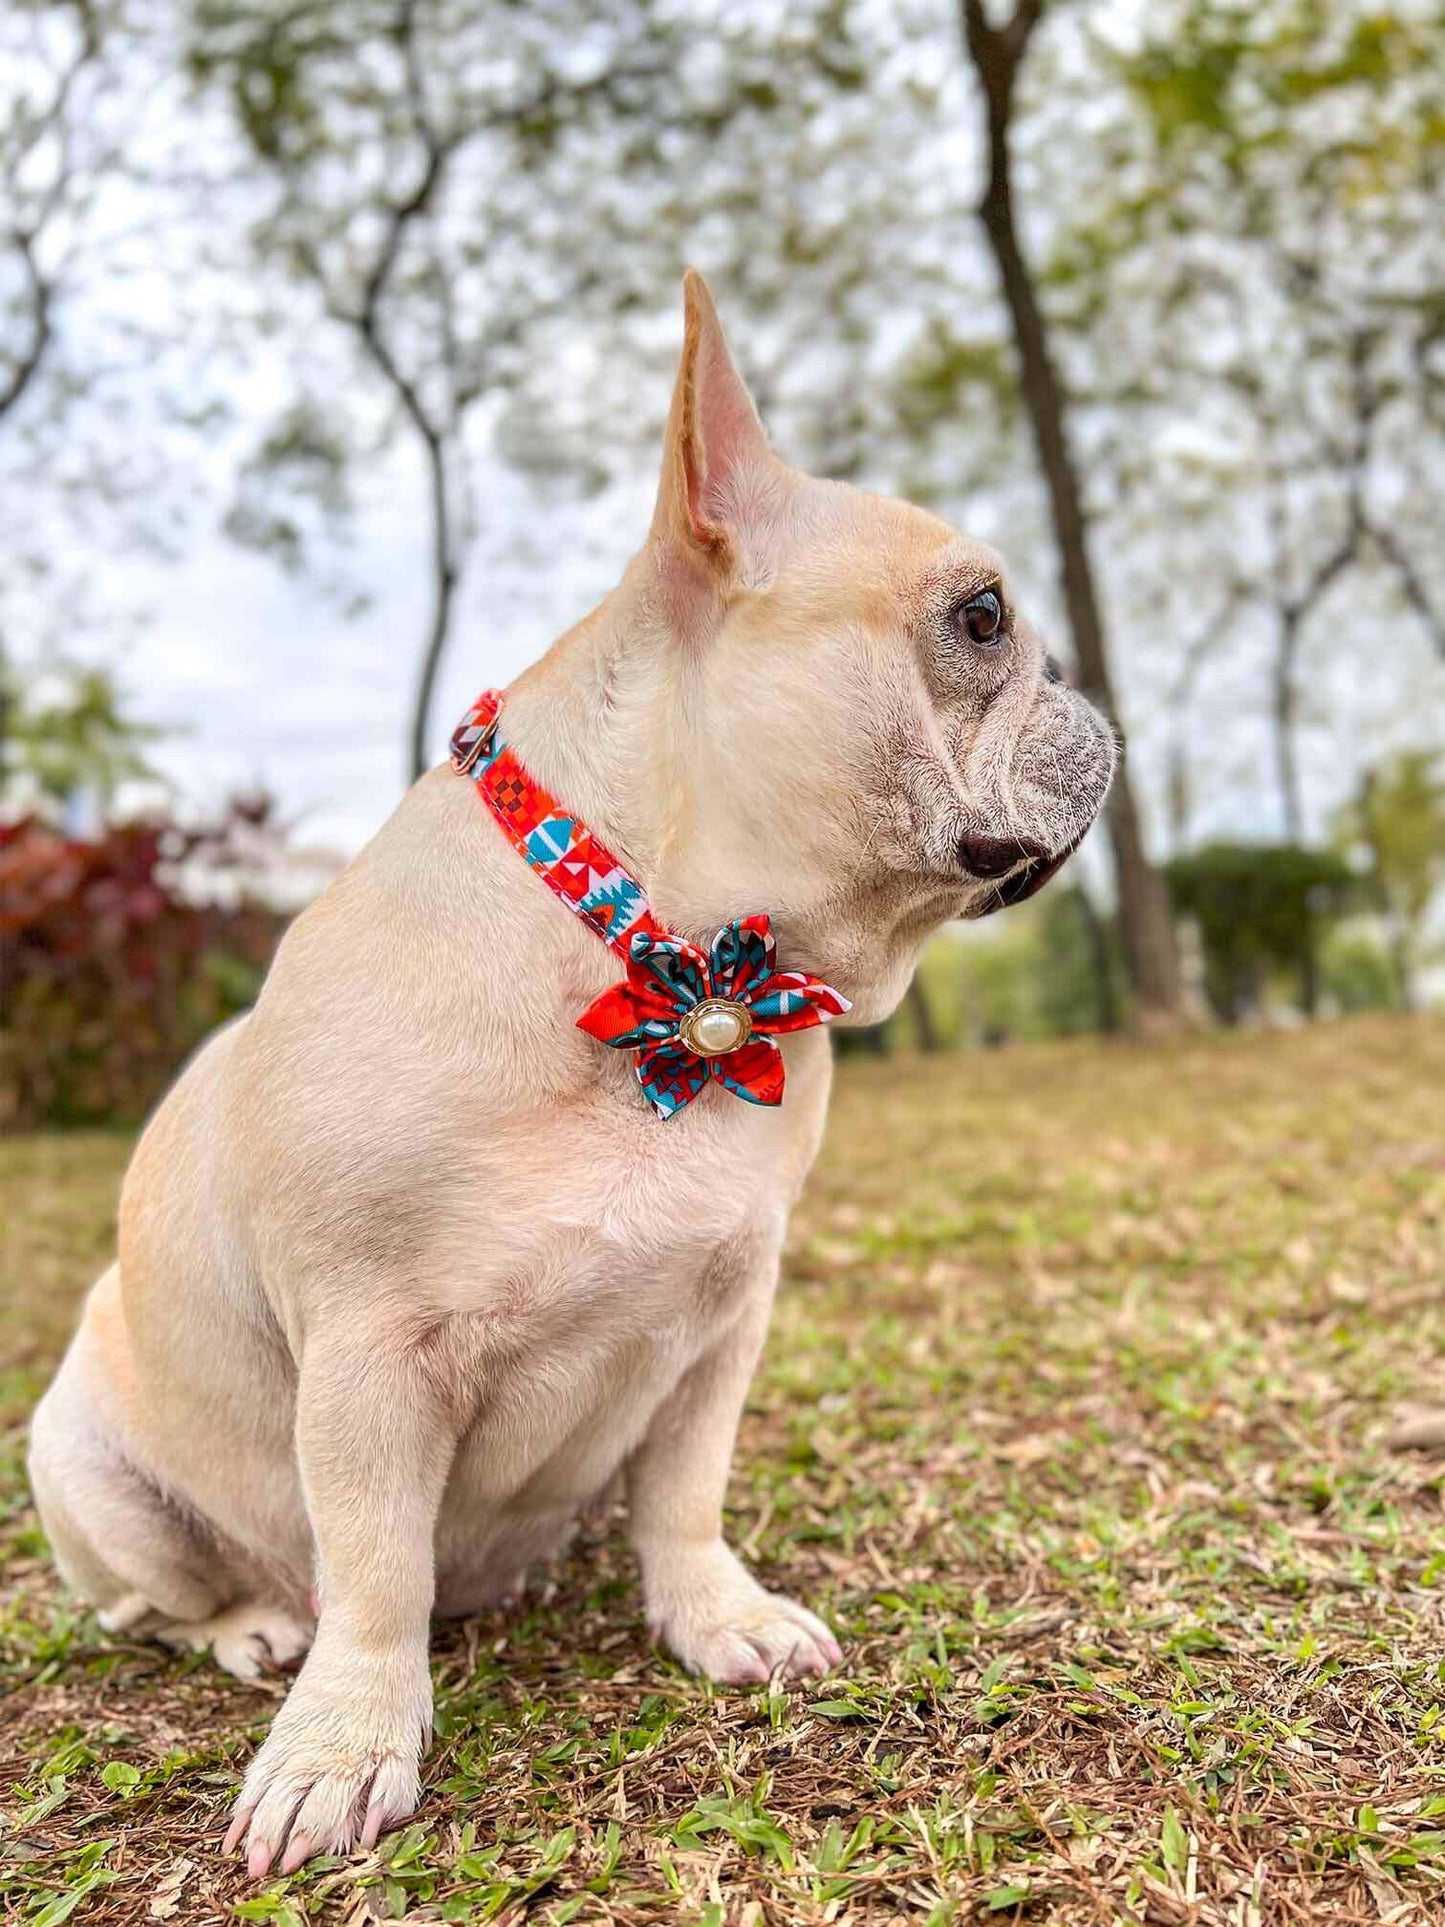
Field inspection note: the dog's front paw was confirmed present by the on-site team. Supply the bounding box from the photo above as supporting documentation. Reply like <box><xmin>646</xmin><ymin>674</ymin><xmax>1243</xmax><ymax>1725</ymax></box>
<box><xmin>644</xmin><ymin>1541</ymin><xmax>841</xmax><ymax>1685</ymax></box>
<box><xmin>223</xmin><ymin>1645</ymin><xmax>431</xmax><ymax>1877</ymax></box>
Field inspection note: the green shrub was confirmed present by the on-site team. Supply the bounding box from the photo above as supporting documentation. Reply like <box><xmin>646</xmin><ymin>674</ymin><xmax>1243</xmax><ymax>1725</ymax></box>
<box><xmin>1166</xmin><ymin>843</ymin><xmax>1355</xmax><ymax>1023</ymax></box>
<box><xmin>837</xmin><ymin>881</ymin><xmax>1122</xmax><ymax>1055</ymax></box>
<box><xmin>1320</xmin><ymin>929</ymin><xmax>1401</xmax><ymax>1014</ymax></box>
<box><xmin>1036</xmin><ymin>885</ymin><xmax>1123</xmax><ymax>1035</ymax></box>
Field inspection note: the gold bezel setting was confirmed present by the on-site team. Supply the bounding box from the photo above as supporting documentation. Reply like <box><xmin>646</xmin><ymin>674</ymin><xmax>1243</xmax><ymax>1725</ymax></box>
<box><xmin>676</xmin><ymin>998</ymin><xmax>753</xmax><ymax>1058</ymax></box>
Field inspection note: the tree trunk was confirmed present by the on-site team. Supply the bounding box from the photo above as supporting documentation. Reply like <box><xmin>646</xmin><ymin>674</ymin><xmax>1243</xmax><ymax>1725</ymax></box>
<box><xmin>905</xmin><ymin>974</ymin><xmax>943</xmax><ymax>1051</ymax></box>
<box><xmin>408</xmin><ymin>434</ymin><xmax>459</xmax><ymax>781</ymax></box>
<box><xmin>1389</xmin><ymin>918</ymin><xmax>1418</xmax><ymax>1014</ymax></box>
<box><xmin>960</xmin><ymin>0</ymin><xmax>1183</xmax><ymax>1028</ymax></box>
<box><xmin>1272</xmin><ymin>607</ymin><xmax>1304</xmax><ymax>845</ymax></box>
<box><xmin>0</xmin><ymin>644</ymin><xmax>10</xmax><ymax>803</ymax></box>
<box><xmin>1299</xmin><ymin>904</ymin><xmax>1319</xmax><ymax>1017</ymax></box>
<box><xmin>1073</xmin><ymin>883</ymin><xmax>1120</xmax><ymax>1035</ymax></box>
<box><xmin>1166</xmin><ymin>725</ymin><xmax>1190</xmax><ymax>857</ymax></box>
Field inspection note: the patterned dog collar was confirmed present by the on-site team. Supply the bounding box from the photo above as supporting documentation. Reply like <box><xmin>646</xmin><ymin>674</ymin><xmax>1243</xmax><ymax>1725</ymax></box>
<box><xmin>450</xmin><ymin>690</ymin><xmax>850</xmax><ymax>1118</ymax></box>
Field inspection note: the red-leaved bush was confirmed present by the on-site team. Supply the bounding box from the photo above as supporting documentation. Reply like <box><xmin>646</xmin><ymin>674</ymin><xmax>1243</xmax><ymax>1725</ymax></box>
<box><xmin>1</xmin><ymin>809</ymin><xmax>288</xmax><ymax>1130</ymax></box>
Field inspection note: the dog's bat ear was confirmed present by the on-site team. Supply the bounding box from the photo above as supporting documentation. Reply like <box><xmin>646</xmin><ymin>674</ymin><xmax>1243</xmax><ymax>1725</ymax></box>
<box><xmin>652</xmin><ymin>269</ymin><xmax>773</xmax><ymax>560</ymax></box>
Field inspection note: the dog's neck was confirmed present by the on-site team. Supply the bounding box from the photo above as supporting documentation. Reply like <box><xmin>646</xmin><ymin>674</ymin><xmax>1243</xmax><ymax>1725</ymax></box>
<box><xmin>501</xmin><ymin>555</ymin><xmax>689</xmax><ymax>884</ymax></box>
<box><xmin>495</xmin><ymin>555</ymin><xmax>955</xmax><ymax>1023</ymax></box>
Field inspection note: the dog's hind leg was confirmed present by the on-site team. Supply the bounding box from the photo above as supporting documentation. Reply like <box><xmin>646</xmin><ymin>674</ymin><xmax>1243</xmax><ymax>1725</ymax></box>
<box><xmin>30</xmin><ymin>1288</ymin><xmax>219</xmax><ymax>1620</ymax></box>
<box><xmin>28</xmin><ymin>1267</ymin><xmax>311</xmax><ymax>1682</ymax></box>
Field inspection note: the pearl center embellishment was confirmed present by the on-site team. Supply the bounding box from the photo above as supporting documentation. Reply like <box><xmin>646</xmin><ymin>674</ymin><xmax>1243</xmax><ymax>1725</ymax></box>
<box><xmin>676</xmin><ymin>998</ymin><xmax>754</xmax><ymax>1058</ymax></box>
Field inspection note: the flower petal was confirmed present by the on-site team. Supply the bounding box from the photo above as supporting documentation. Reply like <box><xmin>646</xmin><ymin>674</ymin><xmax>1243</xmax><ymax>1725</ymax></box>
<box><xmin>709</xmin><ymin>1035</ymin><xmax>786</xmax><ymax>1106</ymax></box>
<box><xmin>636</xmin><ymin>1039</ymin><xmax>710</xmax><ymax>1118</ymax></box>
<box><xmin>709</xmin><ymin>914</ymin><xmax>775</xmax><ymax>1002</ymax></box>
<box><xmin>746</xmin><ymin>970</ymin><xmax>852</xmax><ymax>1034</ymax></box>
<box><xmin>628</xmin><ymin>929</ymin><xmax>710</xmax><ymax>1008</ymax></box>
<box><xmin>576</xmin><ymin>979</ymin><xmax>678</xmax><ymax>1049</ymax></box>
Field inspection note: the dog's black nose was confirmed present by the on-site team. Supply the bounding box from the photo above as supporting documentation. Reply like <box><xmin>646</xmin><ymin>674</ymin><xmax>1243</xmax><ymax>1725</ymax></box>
<box><xmin>1043</xmin><ymin>655</ymin><xmax>1065</xmax><ymax>685</ymax></box>
<box><xmin>957</xmin><ymin>833</ymin><xmax>1046</xmax><ymax>880</ymax></box>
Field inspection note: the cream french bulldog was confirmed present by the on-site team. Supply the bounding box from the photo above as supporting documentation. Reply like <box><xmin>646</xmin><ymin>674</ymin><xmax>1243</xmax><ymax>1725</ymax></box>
<box><xmin>28</xmin><ymin>274</ymin><xmax>1114</xmax><ymax>1875</ymax></box>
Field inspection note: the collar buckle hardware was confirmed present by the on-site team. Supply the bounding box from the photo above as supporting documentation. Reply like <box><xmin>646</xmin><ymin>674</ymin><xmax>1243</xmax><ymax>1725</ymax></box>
<box><xmin>450</xmin><ymin>712</ymin><xmax>498</xmax><ymax>775</ymax></box>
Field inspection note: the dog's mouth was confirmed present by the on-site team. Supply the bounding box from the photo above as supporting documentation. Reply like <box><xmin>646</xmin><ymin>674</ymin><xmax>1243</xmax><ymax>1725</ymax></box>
<box><xmin>960</xmin><ymin>829</ymin><xmax>1087</xmax><ymax>919</ymax></box>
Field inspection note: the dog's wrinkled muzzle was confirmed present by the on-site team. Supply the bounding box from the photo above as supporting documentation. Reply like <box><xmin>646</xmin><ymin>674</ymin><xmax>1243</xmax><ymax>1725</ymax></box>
<box><xmin>960</xmin><ymin>829</ymin><xmax>1087</xmax><ymax>919</ymax></box>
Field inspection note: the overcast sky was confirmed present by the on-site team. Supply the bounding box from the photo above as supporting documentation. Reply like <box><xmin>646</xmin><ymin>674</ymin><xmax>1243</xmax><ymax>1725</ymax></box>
<box><xmin>106</xmin><ymin>449</ymin><xmax>647</xmax><ymax>857</ymax></box>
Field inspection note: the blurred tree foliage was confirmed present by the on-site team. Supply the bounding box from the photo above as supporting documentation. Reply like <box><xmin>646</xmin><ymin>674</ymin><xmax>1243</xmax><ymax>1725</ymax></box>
<box><xmin>1319</xmin><ymin>929</ymin><xmax>1403</xmax><ymax>1016</ymax></box>
<box><xmin>0</xmin><ymin>1</ymin><xmax>136</xmax><ymax>443</ymax></box>
<box><xmin>1166</xmin><ymin>843</ymin><xmax>1355</xmax><ymax>1023</ymax></box>
<box><xmin>1060</xmin><ymin>0</ymin><xmax>1445</xmax><ymax>844</ymax></box>
<box><xmin>1</xmin><ymin>0</ymin><xmax>224</xmax><ymax>668</ymax></box>
<box><xmin>1035</xmin><ymin>885</ymin><xmax>1124</xmax><ymax>1037</ymax></box>
<box><xmin>184</xmin><ymin>0</ymin><xmax>1193</xmax><ymax>1013</ymax></box>
<box><xmin>185</xmin><ymin>0</ymin><xmax>891</xmax><ymax>779</ymax></box>
<box><xmin>1336</xmin><ymin>750</ymin><xmax>1445</xmax><ymax>1010</ymax></box>
<box><xmin>1</xmin><ymin>659</ymin><xmax>163</xmax><ymax>815</ymax></box>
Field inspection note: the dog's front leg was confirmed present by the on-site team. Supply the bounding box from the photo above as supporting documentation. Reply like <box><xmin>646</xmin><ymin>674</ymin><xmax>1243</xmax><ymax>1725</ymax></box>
<box><xmin>224</xmin><ymin>1334</ymin><xmax>457</xmax><ymax>1877</ymax></box>
<box><xmin>628</xmin><ymin>1266</ymin><xmax>842</xmax><ymax>1686</ymax></box>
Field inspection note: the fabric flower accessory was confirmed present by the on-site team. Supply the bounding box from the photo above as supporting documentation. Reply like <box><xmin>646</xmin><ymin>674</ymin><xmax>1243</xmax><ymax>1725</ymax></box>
<box><xmin>577</xmin><ymin>914</ymin><xmax>851</xmax><ymax>1118</ymax></box>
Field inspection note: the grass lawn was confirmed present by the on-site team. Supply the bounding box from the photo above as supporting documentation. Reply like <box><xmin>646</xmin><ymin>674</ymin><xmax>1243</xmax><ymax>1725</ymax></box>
<box><xmin>3</xmin><ymin>1014</ymin><xmax>1445</xmax><ymax>1925</ymax></box>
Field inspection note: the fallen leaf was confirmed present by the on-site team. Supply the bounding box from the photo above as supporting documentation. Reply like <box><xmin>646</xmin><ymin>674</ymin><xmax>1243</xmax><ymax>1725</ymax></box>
<box><xmin>148</xmin><ymin>1858</ymin><xmax>195</xmax><ymax>1921</ymax></box>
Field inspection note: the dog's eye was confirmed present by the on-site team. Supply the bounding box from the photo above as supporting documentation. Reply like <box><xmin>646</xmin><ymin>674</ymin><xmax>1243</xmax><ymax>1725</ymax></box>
<box><xmin>957</xmin><ymin>588</ymin><xmax>1005</xmax><ymax>648</ymax></box>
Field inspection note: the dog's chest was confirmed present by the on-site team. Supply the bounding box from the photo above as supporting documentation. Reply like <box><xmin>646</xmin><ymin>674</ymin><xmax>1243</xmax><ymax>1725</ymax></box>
<box><xmin>463</xmin><ymin>1090</ymin><xmax>797</xmax><ymax>1329</ymax></box>
<box><xmin>407</xmin><ymin>1023</ymin><xmax>832</xmax><ymax>1383</ymax></box>
<box><xmin>431</xmin><ymin>1094</ymin><xmax>804</xmax><ymax>1515</ymax></box>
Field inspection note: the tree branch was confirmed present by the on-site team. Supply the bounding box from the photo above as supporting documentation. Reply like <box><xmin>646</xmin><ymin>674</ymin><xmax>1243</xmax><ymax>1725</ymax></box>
<box><xmin>961</xmin><ymin>0</ymin><xmax>1046</xmax><ymax>95</ymax></box>
<box><xmin>0</xmin><ymin>232</ymin><xmax>53</xmax><ymax>420</ymax></box>
<box><xmin>1371</xmin><ymin>522</ymin><xmax>1445</xmax><ymax>661</ymax></box>
<box><xmin>1165</xmin><ymin>577</ymin><xmax>1251</xmax><ymax>853</ymax></box>
<box><xmin>0</xmin><ymin>5</ymin><xmax>100</xmax><ymax>422</ymax></box>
